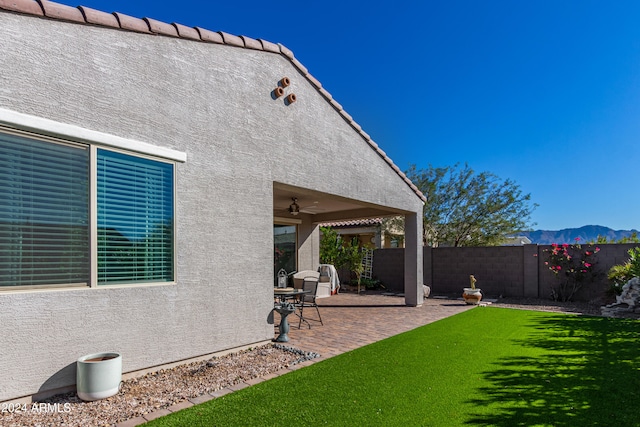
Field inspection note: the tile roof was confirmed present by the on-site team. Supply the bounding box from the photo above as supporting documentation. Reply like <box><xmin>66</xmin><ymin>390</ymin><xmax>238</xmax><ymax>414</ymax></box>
<box><xmin>321</xmin><ymin>218</ymin><xmax>384</xmax><ymax>228</ymax></box>
<box><xmin>0</xmin><ymin>0</ymin><xmax>426</xmax><ymax>203</ymax></box>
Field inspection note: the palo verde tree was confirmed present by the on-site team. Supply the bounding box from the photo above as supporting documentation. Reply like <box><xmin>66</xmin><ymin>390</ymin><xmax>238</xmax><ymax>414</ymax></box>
<box><xmin>406</xmin><ymin>163</ymin><xmax>537</xmax><ymax>247</ymax></box>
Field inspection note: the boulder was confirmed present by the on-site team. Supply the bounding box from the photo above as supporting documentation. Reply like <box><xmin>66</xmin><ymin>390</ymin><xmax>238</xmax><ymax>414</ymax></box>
<box><xmin>601</xmin><ymin>277</ymin><xmax>640</xmax><ymax>319</ymax></box>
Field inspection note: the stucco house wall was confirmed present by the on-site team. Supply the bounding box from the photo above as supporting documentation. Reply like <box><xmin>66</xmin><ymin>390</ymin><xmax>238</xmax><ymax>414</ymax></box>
<box><xmin>0</xmin><ymin>3</ymin><xmax>424</xmax><ymax>402</ymax></box>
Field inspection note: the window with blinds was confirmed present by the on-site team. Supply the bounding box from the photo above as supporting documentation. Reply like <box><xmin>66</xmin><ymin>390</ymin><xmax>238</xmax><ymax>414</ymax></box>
<box><xmin>0</xmin><ymin>130</ymin><xmax>175</xmax><ymax>289</ymax></box>
<box><xmin>0</xmin><ymin>133</ymin><xmax>89</xmax><ymax>287</ymax></box>
<box><xmin>97</xmin><ymin>149</ymin><xmax>174</xmax><ymax>285</ymax></box>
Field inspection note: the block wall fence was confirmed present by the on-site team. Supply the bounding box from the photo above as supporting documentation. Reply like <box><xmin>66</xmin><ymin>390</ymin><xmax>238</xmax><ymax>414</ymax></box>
<box><xmin>372</xmin><ymin>244</ymin><xmax>640</xmax><ymax>302</ymax></box>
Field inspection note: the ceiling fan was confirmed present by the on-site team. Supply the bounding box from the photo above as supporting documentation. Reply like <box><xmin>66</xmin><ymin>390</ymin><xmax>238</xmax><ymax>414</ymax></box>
<box><xmin>288</xmin><ymin>197</ymin><xmax>325</xmax><ymax>215</ymax></box>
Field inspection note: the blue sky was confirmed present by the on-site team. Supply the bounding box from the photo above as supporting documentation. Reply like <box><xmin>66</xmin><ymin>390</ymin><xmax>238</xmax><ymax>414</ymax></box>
<box><xmin>55</xmin><ymin>0</ymin><xmax>640</xmax><ymax>231</ymax></box>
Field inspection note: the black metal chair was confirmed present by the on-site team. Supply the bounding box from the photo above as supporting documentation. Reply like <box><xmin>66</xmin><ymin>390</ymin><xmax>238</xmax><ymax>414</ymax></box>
<box><xmin>297</xmin><ymin>276</ymin><xmax>323</xmax><ymax>329</ymax></box>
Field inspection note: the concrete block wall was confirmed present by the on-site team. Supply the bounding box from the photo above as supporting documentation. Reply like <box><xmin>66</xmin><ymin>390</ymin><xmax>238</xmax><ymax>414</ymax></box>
<box><xmin>536</xmin><ymin>243</ymin><xmax>639</xmax><ymax>302</ymax></box>
<box><xmin>373</xmin><ymin>243</ymin><xmax>640</xmax><ymax>302</ymax></box>
<box><xmin>372</xmin><ymin>248</ymin><xmax>404</xmax><ymax>291</ymax></box>
<box><xmin>429</xmin><ymin>246</ymin><xmax>525</xmax><ymax>297</ymax></box>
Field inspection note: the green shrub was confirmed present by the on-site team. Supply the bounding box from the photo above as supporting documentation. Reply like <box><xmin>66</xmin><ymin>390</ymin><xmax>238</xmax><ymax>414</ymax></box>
<box><xmin>607</xmin><ymin>264</ymin><xmax>631</xmax><ymax>296</ymax></box>
<box><xmin>606</xmin><ymin>247</ymin><xmax>640</xmax><ymax>296</ymax></box>
<box><xmin>348</xmin><ymin>278</ymin><xmax>384</xmax><ymax>290</ymax></box>
<box><xmin>628</xmin><ymin>247</ymin><xmax>640</xmax><ymax>278</ymax></box>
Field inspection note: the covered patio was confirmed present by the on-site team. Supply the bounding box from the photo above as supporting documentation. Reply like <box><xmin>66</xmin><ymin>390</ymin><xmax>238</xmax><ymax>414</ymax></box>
<box><xmin>273</xmin><ymin>183</ymin><xmax>425</xmax><ymax>306</ymax></box>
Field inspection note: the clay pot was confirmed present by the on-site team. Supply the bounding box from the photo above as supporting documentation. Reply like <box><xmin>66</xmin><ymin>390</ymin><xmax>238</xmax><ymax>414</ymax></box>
<box><xmin>462</xmin><ymin>288</ymin><xmax>483</xmax><ymax>305</ymax></box>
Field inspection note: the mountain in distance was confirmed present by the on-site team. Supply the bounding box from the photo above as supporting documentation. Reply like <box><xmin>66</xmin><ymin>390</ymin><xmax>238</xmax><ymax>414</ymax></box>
<box><xmin>519</xmin><ymin>225</ymin><xmax>639</xmax><ymax>245</ymax></box>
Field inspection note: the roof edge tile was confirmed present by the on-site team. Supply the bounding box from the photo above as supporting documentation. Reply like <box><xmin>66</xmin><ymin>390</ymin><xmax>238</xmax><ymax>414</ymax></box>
<box><xmin>194</xmin><ymin>26</ymin><xmax>223</xmax><ymax>44</ymax></box>
<box><xmin>304</xmin><ymin>72</ymin><xmax>322</xmax><ymax>89</ymax></box>
<box><xmin>172</xmin><ymin>23</ymin><xmax>200</xmax><ymax>41</ymax></box>
<box><xmin>113</xmin><ymin>12</ymin><xmax>151</xmax><ymax>33</ymax></box>
<box><xmin>78</xmin><ymin>6</ymin><xmax>119</xmax><ymax>28</ymax></box>
<box><xmin>144</xmin><ymin>17</ymin><xmax>179</xmax><ymax>37</ymax></box>
<box><xmin>290</xmin><ymin>57</ymin><xmax>308</xmax><ymax>75</ymax></box>
<box><xmin>329</xmin><ymin>99</ymin><xmax>343</xmax><ymax>111</ymax></box>
<box><xmin>318</xmin><ymin>87</ymin><xmax>333</xmax><ymax>101</ymax></box>
<box><xmin>38</xmin><ymin>0</ymin><xmax>84</xmax><ymax>23</ymax></box>
<box><xmin>0</xmin><ymin>0</ymin><xmax>44</xmax><ymax>16</ymax></box>
<box><xmin>258</xmin><ymin>39</ymin><xmax>280</xmax><ymax>53</ymax></box>
<box><xmin>219</xmin><ymin>31</ymin><xmax>244</xmax><ymax>47</ymax></box>
<box><xmin>240</xmin><ymin>35</ymin><xmax>262</xmax><ymax>50</ymax></box>
<box><xmin>340</xmin><ymin>110</ymin><xmax>353</xmax><ymax>123</ymax></box>
<box><xmin>278</xmin><ymin>43</ymin><xmax>294</xmax><ymax>59</ymax></box>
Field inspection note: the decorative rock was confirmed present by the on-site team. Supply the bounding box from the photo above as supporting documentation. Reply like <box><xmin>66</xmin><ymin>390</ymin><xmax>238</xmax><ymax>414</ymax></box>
<box><xmin>601</xmin><ymin>277</ymin><xmax>640</xmax><ymax>319</ymax></box>
<box><xmin>273</xmin><ymin>343</ymin><xmax>320</xmax><ymax>363</ymax></box>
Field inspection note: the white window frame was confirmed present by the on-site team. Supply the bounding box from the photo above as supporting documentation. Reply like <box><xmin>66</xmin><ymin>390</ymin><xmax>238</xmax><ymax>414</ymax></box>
<box><xmin>0</xmin><ymin>108</ymin><xmax>187</xmax><ymax>292</ymax></box>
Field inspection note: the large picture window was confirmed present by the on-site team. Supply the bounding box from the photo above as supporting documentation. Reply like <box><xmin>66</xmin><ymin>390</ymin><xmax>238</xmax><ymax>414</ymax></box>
<box><xmin>97</xmin><ymin>150</ymin><xmax>173</xmax><ymax>285</ymax></box>
<box><xmin>0</xmin><ymin>130</ymin><xmax>175</xmax><ymax>289</ymax></box>
<box><xmin>0</xmin><ymin>133</ymin><xmax>89</xmax><ymax>287</ymax></box>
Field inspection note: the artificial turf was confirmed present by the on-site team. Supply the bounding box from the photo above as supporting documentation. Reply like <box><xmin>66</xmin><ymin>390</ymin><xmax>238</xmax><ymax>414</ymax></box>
<box><xmin>145</xmin><ymin>307</ymin><xmax>640</xmax><ymax>426</ymax></box>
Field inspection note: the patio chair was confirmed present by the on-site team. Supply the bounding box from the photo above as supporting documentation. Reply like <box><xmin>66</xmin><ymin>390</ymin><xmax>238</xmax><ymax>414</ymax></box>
<box><xmin>297</xmin><ymin>275</ymin><xmax>323</xmax><ymax>329</ymax></box>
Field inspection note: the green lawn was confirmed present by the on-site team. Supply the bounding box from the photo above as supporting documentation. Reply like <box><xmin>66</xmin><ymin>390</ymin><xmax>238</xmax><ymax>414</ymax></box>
<box><xmin>146</xmin><ymin>307</ymin><xmax>640</xmax><ymax>426</ymax></box>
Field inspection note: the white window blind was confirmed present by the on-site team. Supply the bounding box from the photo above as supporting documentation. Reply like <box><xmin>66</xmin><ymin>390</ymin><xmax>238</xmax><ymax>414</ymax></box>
<box><xmin>97</xmin><ymin>149</ymin><xmax>174</xmax><ymax>284</ymax></box>
<box><xmin>0</xmin><ymin>133</ymin><xmax>89</xmax><ymax>286</ymax></box>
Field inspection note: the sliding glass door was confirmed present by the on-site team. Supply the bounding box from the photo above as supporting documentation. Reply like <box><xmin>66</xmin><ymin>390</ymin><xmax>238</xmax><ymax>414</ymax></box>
<box><xmin>274</xmin><ymin>224</ymin><xmax>296</xmax><ymax>285</ymax></box>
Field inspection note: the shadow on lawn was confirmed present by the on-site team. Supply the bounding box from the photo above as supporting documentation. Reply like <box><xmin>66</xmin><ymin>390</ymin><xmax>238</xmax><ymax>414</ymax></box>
<box><xmin>465</xmin><ymin>315</ymin><xmax>640</xmax><ymax>426</ymax></box>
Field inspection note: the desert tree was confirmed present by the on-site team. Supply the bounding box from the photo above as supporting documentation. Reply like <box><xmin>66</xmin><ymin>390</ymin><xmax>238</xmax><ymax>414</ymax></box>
<box><xmin>406</xmin><ymin>163</ymin><xmax>537</xmax><ymax>247</ymax></box>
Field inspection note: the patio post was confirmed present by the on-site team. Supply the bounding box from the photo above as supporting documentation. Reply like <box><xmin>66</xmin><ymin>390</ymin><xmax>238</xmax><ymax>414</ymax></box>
<box><xmin>297</xmin><ymin>220</ymin><xmax>320</xmax><ymax>272</ymax></box>
<box><xmin>404</xmin><ymin>211</ymin><xmax>423</xmax><ymax>306</ymax></box>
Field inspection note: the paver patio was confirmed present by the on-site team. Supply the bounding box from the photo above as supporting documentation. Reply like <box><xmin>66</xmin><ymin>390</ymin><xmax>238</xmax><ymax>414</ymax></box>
<box><xmin>275</xmin><ymin>291</ymin><xmax>475</xmax><ymax>360</ymax></box>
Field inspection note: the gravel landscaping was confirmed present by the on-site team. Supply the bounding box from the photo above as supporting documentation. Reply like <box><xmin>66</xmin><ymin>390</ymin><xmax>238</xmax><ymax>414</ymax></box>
<box><xmin>1</xmin><ymin>344</ymin><xmax>319</xmax><ymax>427</ymax></box>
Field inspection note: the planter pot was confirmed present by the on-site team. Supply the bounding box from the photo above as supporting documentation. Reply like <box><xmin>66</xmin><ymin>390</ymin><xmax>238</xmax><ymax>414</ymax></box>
<box><xmin>462</xmin><ymin>288</ymin><xmax>483</xmax><ymax>305</ymax></box>
<box><xmin>76</xmin><ymin>352</ymin><xmax>122</xmax><ymax>401</ymax></box>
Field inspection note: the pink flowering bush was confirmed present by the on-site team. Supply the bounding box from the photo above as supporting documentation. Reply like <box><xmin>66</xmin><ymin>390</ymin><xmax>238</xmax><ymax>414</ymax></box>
<box><xmin>543</xmin><ymin>238</ymin><xmax>601</xmax><ymax>301</ymax></box>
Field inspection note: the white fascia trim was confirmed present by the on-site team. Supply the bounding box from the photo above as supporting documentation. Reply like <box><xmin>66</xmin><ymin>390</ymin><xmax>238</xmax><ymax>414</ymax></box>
<box><xmin>0</xmin><ymin>107</ymin><xmax>187</xmax><ymax>163</ymax></box>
